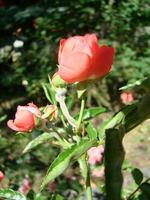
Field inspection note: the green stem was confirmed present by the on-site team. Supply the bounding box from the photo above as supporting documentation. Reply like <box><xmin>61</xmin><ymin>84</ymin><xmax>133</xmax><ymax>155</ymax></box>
<box><xmin>79</xmin><ymin>155</ymin><xmax>93</xmax><ymax>200</ymax></box>
<box><xmin>127</xmin><ymin>178</ymin><xmax>150</xmax><ymax>200</ymax></box>
<box><xmin>77</xmin><ymin>98</ymin><xmax>85</xmax><ymax>128</ymax></box>
<box><xmin>42</xmin><ymin>123</ymin><xmax>69</xmax><ymax>147</ymax></box>
<box><xmin>60</xmin><ymin>112</ymin><xmax>67</xmax><ymax>128</ymax></box>
<box><xmin>56</xmin><ymin>89</ymin><xmax>77</xmax><ymax>127</ymax></box>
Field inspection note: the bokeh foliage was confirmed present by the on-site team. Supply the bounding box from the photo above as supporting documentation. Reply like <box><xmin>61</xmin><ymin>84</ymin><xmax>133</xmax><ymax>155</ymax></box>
<box><xmin>0</xmin><ymin>0</ymin><xmax>149</xmax><ymax>108</ymax></box>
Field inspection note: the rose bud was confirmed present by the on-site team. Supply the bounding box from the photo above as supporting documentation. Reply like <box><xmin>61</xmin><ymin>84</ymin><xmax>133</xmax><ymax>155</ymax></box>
<box><xmin>7</xmin><ymin>103</ymin><xmax>41</xmax><ymax>132</ymax></box>
<box><xmin>57</xmin><ymin>33</ymin><xmax>114</xmax><ymax>83</ymax></box>
<box><xmin>18</xmin><ymin>177</ymin><xmax>31</xmax><ymax>194</ymax></box>
<box><xmin>0</xmin><ymin>171</ymin><xmax>4</xmax><ymax>182</ymax></box>
<box><xmin>87</xmin><ymin>145</ymin><xmax>104</xmax><ymax>165</ymax></box>
<box><xmin>120</xmin><ymin>92</ymin><xmax>134</xmax><ymax>104</ymax></box>
<box><xmin>42</xmin><ymin>105</ymin><xmax>58</xmax><ymax>121</ymax></box>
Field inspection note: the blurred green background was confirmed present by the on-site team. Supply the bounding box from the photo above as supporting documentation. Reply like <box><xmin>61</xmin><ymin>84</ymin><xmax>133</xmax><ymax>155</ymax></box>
<box><xmin>0</xmin><ymin>0</ymin><xmax>150</xmax><ymax>199</ymax></box>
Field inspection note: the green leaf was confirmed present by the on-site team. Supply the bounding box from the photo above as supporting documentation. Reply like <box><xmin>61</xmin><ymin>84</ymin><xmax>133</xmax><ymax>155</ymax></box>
<box><xmin>138</xmin><ymin>193</ymin><xmax>148</xmax><ymax>200</ymax></box>
<box><xmin>42</xmin><ymin>83</ymin><xmax>56</xmax><ymax>105</ymax></box>
<box><xmin>86</xmin><ymin>123</ymin><xmax>97</xmax><ymax>140</ymax></box>
<box><xmin>41</xmin><ymin>139</ymin><xmax>96</xmax><ymax>190</ymax></box>
<box><xmin>75</xmin><ymin>107</ymin><xmax>107</xmax><ymax>121</ymax></box>
<box><xmin>140</xmin><ymin>183</ymin><xmax>150</xmax><ymax>198</ymax></box>
<box><xmin>131</xmin><ymin>168</ymin><xmax>143</xmax><ymax>185</ymax></box>
<box><xmin>105</xmin><ymin>128</ymin><xmax>125</xmax><ymax>200</ymax></box>
<box><xmin>0</xmin><ymin>115</ymin><xmax>7</xmax><ymax>123</ymax></box>
<box><xmin>98</xmin><ymin>104</ymin><xmax>137</xmax><ymax>138</ymax></box>
<box><xmin>34</xmin><ymin>192</ymin><xmax>47</xmax><ymax>200</ymax></box>
<box><xmin>50</xmin><ymin>194</ymin><xmax>64</xmax><ymax>200</ymax></box>
<box><xmin>0</xmin><ymin>188</ymin><xmax>26</xmax><ymax>200</ymax></box>
<box><xmin>119</xmin><ymin>77</ymin><xmax>150</xmax><ymax>92</ymax></box>
<box><xmin>23</xmin><ymin>132</ymin><xmax>52</xmax><ymax>154</ymax></box>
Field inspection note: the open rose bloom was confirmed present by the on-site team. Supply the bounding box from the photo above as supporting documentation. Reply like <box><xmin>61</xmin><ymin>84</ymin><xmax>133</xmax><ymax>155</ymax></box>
<box><xmin>7</xmin><ymin>103</ymin><xmax>40</xmax><ymax>132</ymax></box>
<box><xmin>57</xmin><ymin>34</ymin><xmax>114</xmax><ymax>83</ymax></box>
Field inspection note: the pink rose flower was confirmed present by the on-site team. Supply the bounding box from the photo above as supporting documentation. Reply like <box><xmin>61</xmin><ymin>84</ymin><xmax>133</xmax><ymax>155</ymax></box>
<box><xmin>7</xmin><ymin>103</ymin><xmax>40</xmax><ymax>132</ymax></box>
<box><xmin>57</xmin><ymin>34</ymin><xmax>114</xmax><ymax>83</ymax></box>
<box><xmin>18</xmin><ymin>177</ymin><xmax>31</xmax><ymax>194</ymax></box>
<box><xmin>120</xmin><ymin>92</ymin><xmax>134</xmax><ymax>104</ymax></box>
<box><xmin>87</xmin><ymin>145</ymin><xmax>104</xmax><ymax>165</ymax></box>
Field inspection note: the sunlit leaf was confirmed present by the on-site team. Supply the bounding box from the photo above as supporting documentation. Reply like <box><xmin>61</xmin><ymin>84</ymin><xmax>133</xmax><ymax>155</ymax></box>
<box><xmin>0</xmin><ymin>189</ymin><xmax>26</xmax><ymax>200</ymax></box>
<box><xmin>23</xmin><ymin>132</ymin><xmax>52</xmax><ymax>153</ymax></box>
<box><xmin>41</xmin><ymin>139</ymin><xmax>96</xmax><ymax>190</ymax></box>
<box><xmin>86</xmin><ymin>123</ymin><xmax>97</xmax><ymax>140</ymax></box>
<box><xmin>75</xmin><ymin>107</ymin><xmax>107</xmax><ymax>121</ymax></box>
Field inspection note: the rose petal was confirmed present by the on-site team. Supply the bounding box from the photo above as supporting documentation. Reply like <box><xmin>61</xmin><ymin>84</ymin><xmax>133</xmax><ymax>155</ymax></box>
<box><xmin>58</xmin><ymin>39</ymin><xmax>66</xmax><ymax>64</ymax></box>
<box><xmin>7</xmin><ymin>120</ymin><xmax>29</xmax><ymax>132</ymax></box>
<box><xmin>91</xmin><ymin>45</ymin><xmax>114</xmax><ymax>78</ymax></box>
<box><xmin>60</xmin><ymin>36</ymin><xmax>92</xmax><ymax>58</ymax></box>
<box><xmin>17</xmin><ymin>103</ymin><xmax>40</xmax><ymax>117</ymax></box>
<box><xmin>58</xmin><ymin>52</ymin><xmax>91</xmax><ymax>83</ymax></box>
<box><xmin>14</xmin><ymin>110</ymin><xmax>35</xmax><ymax>131</ymax></box>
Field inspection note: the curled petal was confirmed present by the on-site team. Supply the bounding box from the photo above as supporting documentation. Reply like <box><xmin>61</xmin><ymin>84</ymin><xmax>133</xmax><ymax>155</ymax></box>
<box><xmin>91</xmin><ymin>46</ymin><xmax>114</xmax><ymax>78</ymax></box>
<box><xmin>14</xmin><ymin>110</ymin><xmax>35</xmax><ymax>130</ymax></box>
<box><xmin>17</xmin><ymin>103</ymin><xmax>41</xmax><ymax>117</ymax></box>
<box><xmin>7</xmin><ymin>120</ymin><xmax>29</xmax><ymax>132</ymax></box>
<box><xmin>60</xmin><ymin>36</ymin><xmax>93</xmax><ymax>58</ymax></box>
<box><xmin>58</xmin><ymin>39</ymin><xmax>66</xmax><ymax>64</ymax></box>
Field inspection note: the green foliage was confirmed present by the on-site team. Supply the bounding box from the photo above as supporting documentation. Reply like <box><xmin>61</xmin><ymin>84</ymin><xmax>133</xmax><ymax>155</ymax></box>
<box><xmin>0</xmin><ymin>188</ymin><xmax>26</xmax><ymax>200</ymax></box>
<box><xmin>140</xmin><ymin>183</ymin><xmax>150</xmax><ymax>199</ymax></box>
<box><xmin>75</xmin><ymin>106</ymin><xmax>107</xmax><ymax>121</ymax></box>
<box><xmin>23</xmin><ymin>132</ymin><xmax>53</xmax><ymax>154</ymax></box>
<box><xmin>41</xmin><ymin>139</ymin><xmax>96</xmax><ymax>190</ymax></box>
<box><xmin>131</xmin><ymin>168</ymin><xmax>143</xmax><ymax>185</ymax></box>
<box><xmin>86</xmin><ymin>123</ymin><xmax>97</xmax><ymax>140</ymax></box>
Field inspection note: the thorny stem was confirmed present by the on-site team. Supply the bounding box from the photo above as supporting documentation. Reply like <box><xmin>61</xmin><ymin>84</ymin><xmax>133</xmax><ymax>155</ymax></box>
<box><xmin>56</xmin><ymin>88</ymin><xmax>77</xmax><ymax>127</ymax></box>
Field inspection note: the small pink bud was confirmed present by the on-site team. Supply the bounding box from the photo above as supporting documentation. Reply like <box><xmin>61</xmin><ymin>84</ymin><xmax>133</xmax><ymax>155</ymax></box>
<box><xmin>87</xmin><ymin>145</ymin><xmax>104</xmax><ymax>165</ymax></box>
<box><xmin>0</xmin><ymin>171</ymin><xmax>4</xmax><ymax>182</ymax></box>
<box><xmin>7</xmin><ymin>103</ymin><xmax>41</xmax><ymax>132</ymax></box>
<box><xmin>42</xmin><ymin>105</ymin><xmax>58</xmax><ymax>121</ymax></box>
<box><xmin>18</xmin><ymin>177</ymin><xmax>31</xmax><ymax>194</ymax></box>
<box><xmin>120</xmin><ymin>92</ymin><xmax>134</xmax><ymax>104</ymax></box>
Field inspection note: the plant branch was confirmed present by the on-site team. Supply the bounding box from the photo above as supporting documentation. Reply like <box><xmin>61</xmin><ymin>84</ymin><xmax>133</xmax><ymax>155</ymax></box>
<box><xmin>77</xmin><ymin>98</ymin><xmax>85</xmax><ymax>129</ymax></box>
<box><xmin>79</xmin><ymin>155</ymin><xmax>93</xmax><ymax>200</ymax></box>
<box><xmin>56</xmin><ymin>88</ymin><xmax>77</xmax><ymax>127</ymax></box>
<box><xmin>127</xmin><ymin>178</ymin><xmax>150</xmax><ymax>200</ymax></box>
